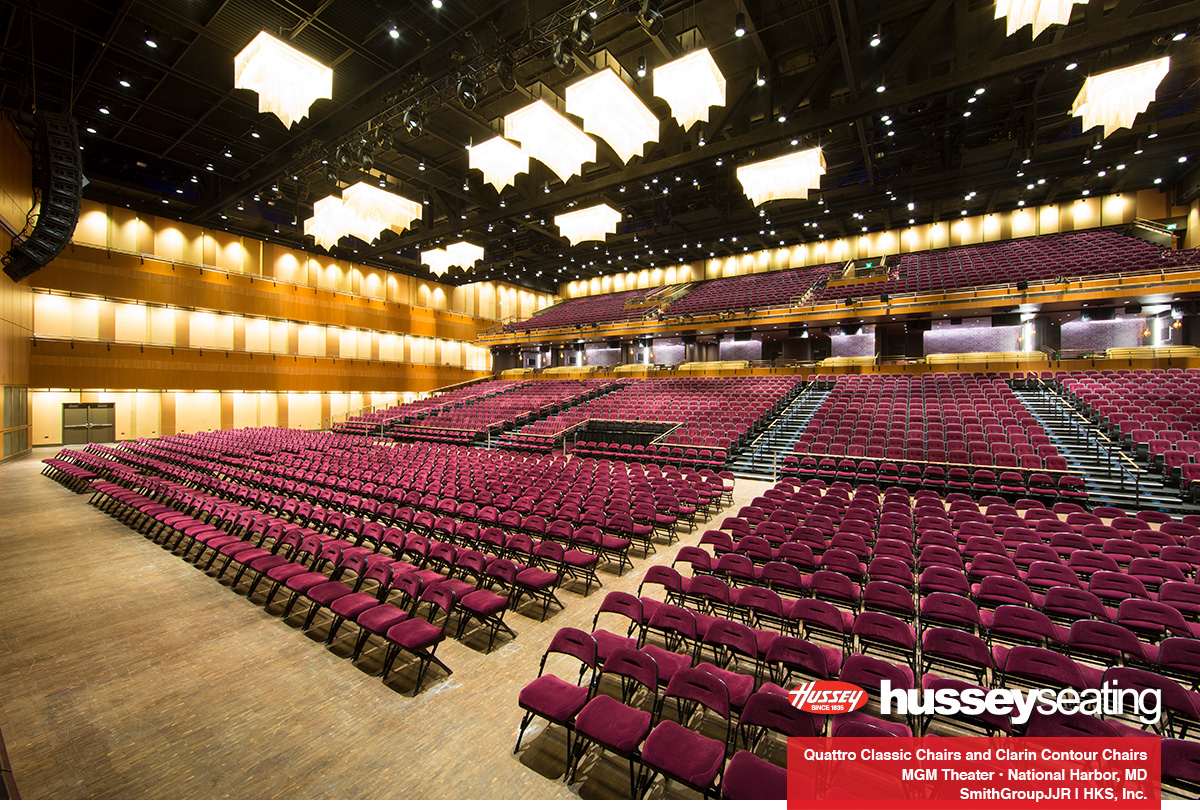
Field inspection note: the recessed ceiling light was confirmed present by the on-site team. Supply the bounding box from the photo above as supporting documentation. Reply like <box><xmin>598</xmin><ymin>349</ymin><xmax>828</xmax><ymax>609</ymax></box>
<box><xmin>250</xmin><ymin>131</ymin><xmax>260</xmax><ymax>138</ymax></box>
<box><xmin>431</xmin><ymin>0</ymin><xmax>442</xmax><ymax>7</ymax></box>
<box><xmin>876</xmin><ymin>84</ymin><xmax>885</xmax><ymax>93</ymax></box>
<box><xmin>85</xmin><ymin>126</ymin><xmax>97</xmax><ymax>134</ymax></box>
<box><xmin>1154</xmin><ymin>178</ymin><xmax>1162</xmax><ymax>184</ymax></box>
<box><xmin>1172</xmin><ymin>31</ymin><xmax>1187</xmax><ymax>41</ymax></box>
<box><xmin>1065</xmin><ymin>62</ymin><xmax>1077</xmax><ymax>70</ymax></box>
<box><xmin>389</xmin><ymin>26</ymin><xmax>400</xmax><ymax>39</ymax></box>
<box><xmin>99</xmin><ymin>106</ymin><xmax>110</xmax><ymax>114</ymax></box>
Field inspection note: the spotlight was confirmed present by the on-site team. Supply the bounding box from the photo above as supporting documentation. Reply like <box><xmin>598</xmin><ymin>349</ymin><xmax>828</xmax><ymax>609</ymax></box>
<box><xmin>735</xmin><ymin>12</ymin><xmax>746</xmax><ymax>37</ymax></box>
<box><xmin>356</xmin><ymin>144</ymin><xmax>374</xmax><ymax>170</ymax></box>
<box><xmin>756</xmin><ymin>67</ymin><xmax>766</xmax><ymax>87</ymax></box>
<box><xmin>869</xmin><ymin>23</ymin><xmax>881</xmax><ymax>47</ymax></box>
<box><xmin>637</xmin><ymin>56</ymin><xmax>647</xmax><ymax>78</ymax></box>
<box><xmin>553</xmin><ymin>39</ymin><xmax>576</xmax><ymax>74</ymax></box>
<box><xmin>637</xmin><ymin>0</ymin><xmax>664</xmax><ymax>35</ymax></box>
<box><xmin>403</xmin><ymin>108</ymin><xmax>425</xmax><ymax>136</ymax></box>
<box><xmin>325</xmin><ymin>167</ymin><xmax>338</xmax><ymax>185</ymax></box>
<box><xmin>457</xmin><ymin>76</ymin><xmax>479</xmax><ymax>109</ymax></box>
<box><xmin>336</xmin><ymin>147</ymin><xmax>352</xmax><ymax>169</ymax></box>
<box><xmin>497</xmin><ymin>56</ymin><xmax>516</xmax><ymax>91</ymax></box>
<box><xmin>375</xmin><ymin>126</ymin><xmax>394</xmax><ymax>152</ymax></box>
<box><xmin>572</xmin><ymin>14</ymin><xmax>595</xmax><ymax>53</ymax></box>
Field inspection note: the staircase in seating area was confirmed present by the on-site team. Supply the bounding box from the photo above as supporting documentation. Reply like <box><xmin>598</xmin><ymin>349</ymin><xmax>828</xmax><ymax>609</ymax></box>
<box><xmin>637</xmin><ymin>282</ymin><xmax>696</xmax><ymax>315</ymax></box>
<box><xmin>1012</xmin><ymin>382</ymin><xmax>1197</xmax><ymax>515</ymax></box>
<box><xmin>726</xmin><ymin>384</ymin><xmax>830</xmax><ymax>480</ymax></box>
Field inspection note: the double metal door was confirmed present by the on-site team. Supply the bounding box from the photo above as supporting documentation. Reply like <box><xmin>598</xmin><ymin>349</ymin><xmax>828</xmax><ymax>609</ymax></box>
<box><xmin>62</xmin><ymin>403</ymin><xmax>115</xmax><ymax>444</ymax></box>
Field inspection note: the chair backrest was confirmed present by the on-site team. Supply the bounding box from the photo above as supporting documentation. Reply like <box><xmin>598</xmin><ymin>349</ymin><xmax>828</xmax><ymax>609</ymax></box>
<box><xmin>663</xmin><ymin>667</ymin><xmax>731</xmax><ymax>720</ymax></box>
<box><xmin>739</xmin><ymin>691</ymin><xmax>820</xmax><ymax>739</ymax></box>
<box><xmin>840</xmin><ymin>653</ymin><xmax>912</xmax><ymax>692</ymax></box>
<box><xmin>601</xmin><ymin>646</ymin><xmax>659</xmax><ymax>695</ymax></box>
<box><xmin>541</xmin><ymin>626</ymin><xmax>599</xmax><ymax>674</ymax></box>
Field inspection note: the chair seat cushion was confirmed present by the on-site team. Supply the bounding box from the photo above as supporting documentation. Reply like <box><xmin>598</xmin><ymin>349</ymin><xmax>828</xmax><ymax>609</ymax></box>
<box><xmin>265</xmin><ymin>562</ymin><xmax>310</xmax><ymax>583</ymax></box>
<box><xmin>249</xmin><ymin>554</ymin><xmax>290</xmax><ymax>573</ymax></box>
<box><xmin>356</xmin><ymin>603</ymin><xmax>409</xmax><ymax>634</ymax></box>
<box><xmin>574</xmin><ymin>695</ymin><xmax>652</xmax><ymax>754</ymax></box>
<box><xmin>564</xmin><ymin>550</ymin><xmax>599</xmax><ymax>567</ymax></box>
<box><xmin>641</xmin><ymin>720</ymin><xmax>725</xmax><ymax>790</ymax></box>
<box><xmin>284</xmin><ymin>571</ymin><xmax>331</xmax><ymax>593</ymax></box>
<box><xmin>461</xmin><ymin>589</ymin><xmax>508</xmax><ymax>615</ymax></box>
<box><xmin>516</xmin><ymin>568</ymin><xmax>558</xmax><ymax>589</ymax></box>
<box><xmin>517</xmin><ymin>674</ymin><xmax>589</xmax><ymax>723</ymax></box>
<box><xmin>385</xmin><ymin>617</ymin><xmax>444</xmax><ymax>650</ymax></box>
<box><xmin>592</xmin><ymin>629</ymin><xmax>637</xmax><ymax>661</ymax></box>
<box><xmin>330</xmin><ymin>592</ymin><xmax>380</xmax><ymax>620</ymax></box>
<box><xmin>307</xmin><ymin>581</ymin><xmax>354</xmax><ymax>606</ymax></box>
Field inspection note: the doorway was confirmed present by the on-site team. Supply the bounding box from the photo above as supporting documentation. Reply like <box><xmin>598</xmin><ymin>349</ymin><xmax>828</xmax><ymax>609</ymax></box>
<box><xmin>62</xmin><ymin>403</ymin><xmax>116</xmax><ymax>444</ymax></box>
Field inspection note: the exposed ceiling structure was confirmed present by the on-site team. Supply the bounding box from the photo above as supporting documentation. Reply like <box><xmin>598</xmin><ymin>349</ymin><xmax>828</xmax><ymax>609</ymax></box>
<box><xmin>2</xmin><ymin>0</ymin><xmax>1198</xmax><ymax>294</ymax></box>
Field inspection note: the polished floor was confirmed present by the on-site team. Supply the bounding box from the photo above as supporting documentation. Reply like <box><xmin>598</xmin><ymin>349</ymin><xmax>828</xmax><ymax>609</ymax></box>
<box><xmin>0</xmin><ymin>448</ymin><xmax>769</xmax><ymax>799</ymax></box>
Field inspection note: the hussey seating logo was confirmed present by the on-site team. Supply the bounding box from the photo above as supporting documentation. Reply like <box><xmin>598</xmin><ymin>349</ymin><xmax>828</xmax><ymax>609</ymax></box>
<box><xmin>788</xmin><ymin>681</ymin><xmax>869</xmax><ymax>714</ymax></box>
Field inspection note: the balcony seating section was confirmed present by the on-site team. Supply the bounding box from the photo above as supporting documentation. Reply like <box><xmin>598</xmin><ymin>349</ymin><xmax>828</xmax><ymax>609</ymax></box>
<box><xmin>506</xmin><ymin>287</ymin><xmax>665</xmax><ymax>333</ymax></box>
<box><xmin>663</xmin><ymin>264</ymin><xmax>841</xmax><ymax>318</ymax></box>
<box><xmin>388</xmin><ymin>380</ymin><xmax>617</xmax><ymax>444</ymax></box>
<box><xmin>511</xmin><ymin>477</ymin><xmax>1198</xmax><ymax>798</ymax></box>
<box><xmin>816</xmin><ymin>228</ymin><xmax>1200</xmax><ymax>301</ymax></box>
<box><xmin>1055</xmin><ymin>368</ymin><xmax>1200</xmax><ymax>496</ymax></box>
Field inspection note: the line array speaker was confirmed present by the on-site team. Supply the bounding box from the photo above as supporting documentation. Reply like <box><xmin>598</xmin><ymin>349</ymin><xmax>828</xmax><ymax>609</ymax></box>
<box><xmin>3</xmin><ymin>113</ymin><xmax>83</xmax><ymax>282</ymax></box>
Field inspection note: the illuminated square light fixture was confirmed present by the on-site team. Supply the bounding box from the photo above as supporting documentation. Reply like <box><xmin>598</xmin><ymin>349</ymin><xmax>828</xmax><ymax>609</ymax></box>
<box><xmin>234</xmin><ymin>32</ymin><xmax>333</xmax><ymax>128</ymax></box>
<box><xmin>554</xmin><ymin>203</ymin><xmax>621</xmax><ymax>245</ymax></box>
<box><xmin>994</xmin><ymin>0</ymin><xmax>1088</xmax><ymax>38</ymax></box>
<box><xmin>736</xmin><ymin>147</ymin><xmax>826</xmax><ymax>207</ymax></box>
<box><xmin>1071</xmin><ymin>57</ymin><xmax>1170</xmax><ymax>139</ymax></box>
<box><xmin>468</xmin><ymin>136</ymin><xmax>529</xmax><ymax>191</ymax></box>
<box><xmin>653</xmin><ymin>48</ymin><xmax>726</xmax><ymax>131</ymax></box>
<box><xmin>565</xmin><ymin>69</ymin><xmax>659</xmax><ymax>164</ymax></box>
<box><xmin>421</xmin><ymin>241</ymin><xmax>485</xmax><ymax>277</ymax></box>
<box><xmin>304</xmin><ymin>185</ymin><xmax>422</xmax><ymax>249</ymax></box>
<box><xmin>342</xmin><ymin>182</ymin><xmax>422</xmax><ymax>235</ymax></box>
<box><xmin>504</xmin><ymin>100</ymin><xmax>596</xmax><ymax>183</ymax></box>
<box><xmin>304</xmin><ymin>196</ymin><xmax>353</xmax><ymax>249</ymax></box>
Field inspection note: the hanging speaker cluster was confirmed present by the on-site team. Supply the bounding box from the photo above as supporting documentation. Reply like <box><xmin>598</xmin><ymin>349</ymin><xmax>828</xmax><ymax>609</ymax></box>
<box><xmin>3</xmin><ymin>113</ymin><xmax>83</xmax><ymax>282</ymax></box>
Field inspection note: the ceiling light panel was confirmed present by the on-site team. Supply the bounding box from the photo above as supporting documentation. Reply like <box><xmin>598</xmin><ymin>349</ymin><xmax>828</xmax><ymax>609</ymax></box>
<box><xmin>565</xmin><ymin>69</ymin><xmax>659</xmax><ymax>164</ymax></box>
<box><xmin>234</xmin><ymin>32</ymin><xmax>333</xmax><ymax>128</ymax></box>
<box><xmin>1071</xmin><ymin>57</ymin><xmax>1170</xmax><ymax>139</ymax></box>
<box><xmin>994</xmin><ymin>0</ymin><xmax>1088</xmax><ymax>38</ymax></box>
<box><xmin>554</xmin><ymin>203</ymin><xmax>622</xmax><ymax>245</ymax></box>
<box><xmin>736</xmin><ymin>147</ymin><xmax>826</xmax><ymax>206</ymax></box>
<box><xmin>653</xmin><ymin>48</ymin><xmax>726</xmax><ymax>131</ymax></box>
<box><xmin>468</xmin><ymin>136</ymin><xmax>529</xmax><ymax>191</ymax></box>
<box><xmin>504</xmin><ymin>100</ymin><xmax>596</xmax><ymax>183</ymax></box>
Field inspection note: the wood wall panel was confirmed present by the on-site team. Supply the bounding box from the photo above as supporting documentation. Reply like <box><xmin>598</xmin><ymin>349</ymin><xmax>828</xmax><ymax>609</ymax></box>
<box><xmin>35</xmin><ymin>245</ymin><xmax>492</xmax><ymax>343</ymax></box>
<box><xmin>29</xmin><ymin>340</ymin><xmax>487</xmax><ymax>392</ymax></box>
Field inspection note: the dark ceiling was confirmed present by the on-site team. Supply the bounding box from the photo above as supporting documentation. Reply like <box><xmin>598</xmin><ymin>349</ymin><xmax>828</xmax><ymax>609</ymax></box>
<box><xmin>2</xmin><ymin>0</ymin><xmax>1199</xmax><ymax>294</ymax></box>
